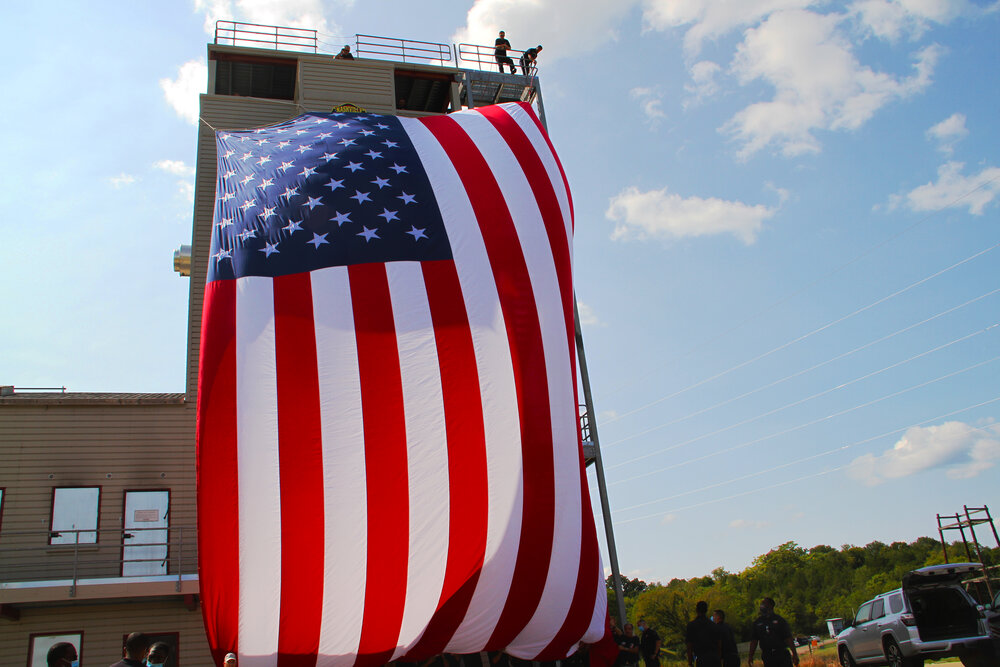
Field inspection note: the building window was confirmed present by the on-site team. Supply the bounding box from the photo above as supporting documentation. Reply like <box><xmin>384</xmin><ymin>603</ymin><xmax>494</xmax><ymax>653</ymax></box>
<box><xmin>214</xmin><ymin>55</ymin><xmax>296</xmax><ymax>100</ymax></box>
<box><xmin>49</xmin><ymin>487</ymin><xmax>100</xmax><ymax>545</ymax></box>
<box><xmin>28</xmin><ymin>632</ymin><xmax>82</xmax><ymax>667</ymax></box>
<box><xmin>0</xmin><ymin>487</ymin><xmax>5</xmax><ymax>535</ymax></box>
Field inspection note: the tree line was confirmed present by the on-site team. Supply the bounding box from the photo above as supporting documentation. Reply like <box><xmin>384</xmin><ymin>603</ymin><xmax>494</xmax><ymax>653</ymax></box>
<box><xmin>608</xmin><ymin>537</ymin><xmax>998</xmax><ymax>657</ymax></box>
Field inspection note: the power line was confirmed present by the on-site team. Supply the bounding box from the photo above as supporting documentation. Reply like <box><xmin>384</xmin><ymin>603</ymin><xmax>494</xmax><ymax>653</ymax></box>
<box><xmin>609</xmin><ymin>353</ymin><xmax>1000</xmax><ymax>482</ymax></box>
<box><xmin>611</xmin><ymin>396</ymin><xmax>1000</xmax><ymax>516</ymax></box>
<box><xmin>602</xmin><ymin>172</ymin><xmax>1000</xmax><ymax>399</ymax></box>
<box><xmin>603</xmin><ymin>240</ymin><xmax>1000</xmax><ymax>428</ymax></box>
<box><xmin>607</xmin><ymin>322</ymin><xmax>998</xmax><ymax>460</ymax></box>
<box><xmin>603</xmin><ymin>288</ymin><xmax>999</xmax><ymax>448</ymax></box>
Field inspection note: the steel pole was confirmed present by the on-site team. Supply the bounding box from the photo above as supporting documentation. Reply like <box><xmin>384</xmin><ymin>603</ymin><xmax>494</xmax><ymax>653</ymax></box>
<box><xmin>575</xmin><ymin>297</ymin><xmax>626</xmax><ymax>626</ymax></box>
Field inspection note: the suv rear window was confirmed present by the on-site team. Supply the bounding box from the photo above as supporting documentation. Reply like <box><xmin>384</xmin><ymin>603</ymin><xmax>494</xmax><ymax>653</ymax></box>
<box><xmin>888</xmin><ymin>593</ymin><xmax>904</xmax><ymax>614</ymax></box>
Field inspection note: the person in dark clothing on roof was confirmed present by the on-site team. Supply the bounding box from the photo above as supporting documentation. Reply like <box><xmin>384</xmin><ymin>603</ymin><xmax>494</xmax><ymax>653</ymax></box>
<box><xmin>520</xmin><ymin>45</ymin><xmax>542</xmax><ymax>75</ymax></box>
<box><xmin>335</xmin><ymin>45</ymin><xmax>354</xmax><ymax>60</ymax></box>
<box><xmin>494</xmin><ymin>31</ymin><xmax>515</xmax><ymax>73</ymax></box>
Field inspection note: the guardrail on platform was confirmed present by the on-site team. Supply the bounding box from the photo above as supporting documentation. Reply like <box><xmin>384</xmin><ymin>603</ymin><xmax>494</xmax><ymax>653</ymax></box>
<box><xmin>0</xmin><ymin>526</ymin><xmax>197</xmax><ymax>596</ymax></box>
<box><xmin>457</xmin><ymin>42</ymin><xmax>537</xmax><ymax>76</ymax></box>
<box><xmin>215</xmin><ymin>20</ymin><xmax>318</xmax><ymax>53</ymax></box>
<box><xmin>356</xmin><ymin>34</ymin><xmax>452</xmax><ymax>65</ymax></box>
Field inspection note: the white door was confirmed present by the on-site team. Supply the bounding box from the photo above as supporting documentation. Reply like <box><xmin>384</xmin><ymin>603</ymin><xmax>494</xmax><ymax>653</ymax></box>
<box><xmin>122</xmin><ymin>490</ymin><xmax>169</xmax><ymax>576</ymax></box>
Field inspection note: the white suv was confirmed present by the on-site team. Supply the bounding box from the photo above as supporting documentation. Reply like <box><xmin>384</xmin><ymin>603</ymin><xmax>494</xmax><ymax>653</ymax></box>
<box><xmin>836</xmin><ymin>563</ymin><xmax>995</xmax><ymax>667</ymax></box>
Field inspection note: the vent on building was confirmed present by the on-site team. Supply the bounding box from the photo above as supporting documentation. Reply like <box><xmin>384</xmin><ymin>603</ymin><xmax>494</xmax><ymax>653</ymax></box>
<box><xmin>214</xmin><ymin>54</ymin><xmax>297</xmax><ymax>100</ymax></box>
<box><xmin>394</xmin><ymin>70</ymin><xmax>454</xmax><ymax>113</ymax></box>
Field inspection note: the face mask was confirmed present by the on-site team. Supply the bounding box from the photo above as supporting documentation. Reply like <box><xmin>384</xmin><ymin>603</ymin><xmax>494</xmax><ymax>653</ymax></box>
<box><xmin>69</xmin><ymin>662</ymin><xmax>79</xmax><ymax>667</ymax></box>
<box><xmin>148</xmin><ymin>662</ymin><xmax>165</xmax><ymax>667</ymax></box>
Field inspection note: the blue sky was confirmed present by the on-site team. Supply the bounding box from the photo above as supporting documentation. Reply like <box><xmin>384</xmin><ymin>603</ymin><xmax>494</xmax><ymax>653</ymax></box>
<box><xmin>3</xmin><ymin>0</ymin><xmax>998</xmax><ymax>583</ymax></box>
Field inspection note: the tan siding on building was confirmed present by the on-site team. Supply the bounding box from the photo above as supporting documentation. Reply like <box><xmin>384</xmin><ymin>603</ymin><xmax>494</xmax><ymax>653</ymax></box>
<box><xmin>0</xmin><ymin>599</ymin><xmax>213</xmax><ymax>667</ymax></box>
<box><xmin>0</xmin><ymin>402</ymin><xmax>196</xmax><ymax>582</ymax></box>
<box><xmin>298</xmin><ymin>58</ymin><xmax>397</xmax><ymax>113</ymax></box>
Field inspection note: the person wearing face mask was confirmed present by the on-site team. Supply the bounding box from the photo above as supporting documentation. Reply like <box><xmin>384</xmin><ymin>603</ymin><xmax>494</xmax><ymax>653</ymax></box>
<box><xmin>637</xmin><ymin>619</ymin><xmax>661</xmax><ymax>667</ymax></box>
<box><xmin>110</xmin><ymin>632</ymin><xmax>151</xmax><ymax>667</ymax></box>
<box><xmin>747</xmin><ymin>599</ymin><xmax>798</xmax><ymax>667</ymax></box>
<box><xmin>146</xmin><ymin>642</ymin><xmax>170</xmax><ymax>667</ymax></box>
<box><xmin>47</xmin><ymin>642</ymin><xmax>79</xmax><ymax>667</ymax></box>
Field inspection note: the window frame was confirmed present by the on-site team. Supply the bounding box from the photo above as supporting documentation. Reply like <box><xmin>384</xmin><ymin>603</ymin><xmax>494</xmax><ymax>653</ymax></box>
<box><xmin>48</xmin><ymin>486</ymin><xmax>102</xmax><ymax>546</ymax></box>
<box><xmin>27</xmin><ymin>631</ymin><xmax>83</xmax><ymax>667</ymax></box>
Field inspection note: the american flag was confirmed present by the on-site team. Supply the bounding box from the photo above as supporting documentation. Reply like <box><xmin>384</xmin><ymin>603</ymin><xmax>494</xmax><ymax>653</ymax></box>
<box><xmin>196</xmin><ymin>102</ymin><xmax>606</xmax><ymax>667</ymax></box>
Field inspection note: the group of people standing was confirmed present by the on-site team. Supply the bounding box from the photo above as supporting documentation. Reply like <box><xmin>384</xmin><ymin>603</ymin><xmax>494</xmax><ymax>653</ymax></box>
<box><xmin>614</xmin><ymin>597</ymin><xmax>800</xmax><ymax>667</ymax></box>
<box><xmin>46</xmin><ymin>632</ymin><xmax>238</xmax><ymax>667</ymax></box>
<box><xmin>493</xmin><ymin>31</ymin><xmax>542</xmax><ymax>75</ymax></box>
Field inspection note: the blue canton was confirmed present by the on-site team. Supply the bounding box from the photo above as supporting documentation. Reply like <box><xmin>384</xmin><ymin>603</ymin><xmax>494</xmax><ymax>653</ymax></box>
<box><xmin>209</xmin><ymin>112</ymin><xmax>451</xmax><ymax>283</ymax></box>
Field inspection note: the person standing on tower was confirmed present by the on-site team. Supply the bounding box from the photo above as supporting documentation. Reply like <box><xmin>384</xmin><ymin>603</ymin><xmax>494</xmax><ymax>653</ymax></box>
<box><xmin>519</xmin><ymin>44</ymin><xmax>542</xmax><ymax>75</ymax></box>
<box><xmin>494</xmin><ymin>31</ymin><xmax>515</xmax><ymax>73</ymax></box>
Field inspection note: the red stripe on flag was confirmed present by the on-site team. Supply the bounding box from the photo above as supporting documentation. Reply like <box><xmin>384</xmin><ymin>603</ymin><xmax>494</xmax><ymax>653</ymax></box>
<box><xmin>420</xmin><ymin>115</ymin><xmax>556</xmax><ymax>649</ymax></box>
<box><xmin>514</xmin><ymin>102</ymin><xmax>575</xmax><ymax>228</ymax></box>
<box><xmin>478</xmin><ymin>104</ymin><xmax>595</xmax><ymax>658</ymax></box>
<box><xmin>402</xmin><ymin>259</ymin><xmax>489</xmax><ymax>659</ymax></box>
<box><xmin>273</xmin><ymin>273</ymin><xmax>325</xmax><ymax>667</ymax></box>
<box><xmin>538</xmin><ymin>462</ymin><xmax>601</xmax><ymax>659</ymax></box>
<box><xmin>476</xmin><ymin>105</ymin><xmax>576</xmax><ymax>365</ymax></box>
<box><xmin>196</xmin><ymin>279</ymin><xmax>241</xmax><ymax>664</ymax></box>
<box><xmin>350</xmin><ymin>262</ymin><xmax>409</xmax><ymax>666</ymax></box>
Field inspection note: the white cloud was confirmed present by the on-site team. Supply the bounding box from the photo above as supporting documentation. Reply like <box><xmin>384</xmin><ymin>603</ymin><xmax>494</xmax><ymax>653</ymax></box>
<box><xmin>607</xmin><ymin>186</ymin><xmax>777</xmax><ymax>244</ymax></box>
<box><xmin>730</xmin><ymin>518</ymin><xmax>768</xmax><ymax>529</ymax></box>
<box><xmin>723</xmin><ymin>10</ymin><xmax>941</xmax><ymax>157</ymax></box>
<box><xmin>849</xmin><ymin>421</ymin><xmax>1000</xmax><ymax>485</ymax></box>
<box><xmin>452</xmin><ymin>0</ymin><xmax>631</xmax><ymax>64</ymax></box>
<box><xmin>160</xmin><ymin>60</ymin><xmax>208</xmax><ymax>125</ymax></box>
<box><xmin>660</xmin><ymin>513</ymin><xmax>677</xmax><ymax>525</ymax></box>
<box><xmin>850</xmin><ymin>0</ymin><xmax>966</xmax><ymax>41</ymax></box>
<box><xmin>109</xmin><ymin>173</ymin><xmax>137</xmax><ymax>188</ymax></box>
<box><xmin>194</xmin><ymin>0</ymin><xmax>338</xmax><ymax>37</ymax></box>
<box><xmin>926</xmin><ymin>112</ymin><xmax>968</xmax><ymax>154</ymax></box>
<box><xmin>154</xmin><ymin>160</ymin><xmax>196</xmax><ymax>177</ymax></box>
<box><xmin>898</xmin><ymin>161</ymin><xmax>1000</xmax><ymax>215</ymax></box>
<box><xmin>178</xmin><ymin>181</ymin><xmax>196</xmax><ymax>204</ymax></box>
<box><xmin>641</xmin><ymin>0</ymin><xmax>816</xmax><ymax>55</ymax></box>
<box><xmin>630</xmin><ymin>86</ymin><xmax>667</xmax><ymax>124</ymax></box>
<box><xmin>577</xmin><ymin>301</ymin><xmax>604</xmax><ymax>328</ymax></box>
<box><xmin>684</xmin><ymin>60</ymin><xmax>722</xmax><ymax>106</ymax></box>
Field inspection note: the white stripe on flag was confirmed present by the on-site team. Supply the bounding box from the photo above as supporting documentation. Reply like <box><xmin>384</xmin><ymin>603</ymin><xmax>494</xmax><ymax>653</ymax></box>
<box><xmin>400</xmin><ymin>117</ymin><xmax>524</xmax><ymax>652</ymax></box>
<box><xmin>312</xmin><ymin>265</ymin><xmax>368</xmax><ymax>666</ymax></box>
<box><xmin>451</xmin><ymin>111</ymin><xmax>583</xmax><ymax>656</ymax></box>
<box><xmin>387</xmin><ymin>261</ymin><xmax>452</xmax><ymax>658</ymax></box>
<box><xmin>236</xmin><ymin>276</ymin><xmax>281</xmax><ymax>666</ymax></box>
<box><xmin>502</xmin><ymin>104</ymin><xmax>574</xmax><ymax>259</ymax></box>
<box><xmin>584</xmin><ymin>557</ymin><xmax>609</xmax><ymax>643</ymax></box>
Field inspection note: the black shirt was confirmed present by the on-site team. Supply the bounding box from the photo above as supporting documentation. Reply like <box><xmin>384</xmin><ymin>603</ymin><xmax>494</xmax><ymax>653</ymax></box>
<box><xmin>495</xmin><ymin>38</ymin><xmax>511</xmax><ymax>55</ymax></box>
<box><xmin>640</xmin><ymin>628</ymin><xmax>660</xmax><ymax>659</ymax></box>
<box><xmin>751</xmin><ymin>613</ymin><xmax>792</xmax><ymax>651</ymax></box>
<box><xmin>616</xmin><ymin>635</ymin><xmax>640</xmax><ymax>665</ymax></box>
<box><xmin>685</xmin><ymin>615</ymin><xmax>721</xmax><ymax>657</ymax></box>
<box><xmin>717</xmin><ymin>621</ymin><xmax>739</xmax><ymax>656</ymax></box>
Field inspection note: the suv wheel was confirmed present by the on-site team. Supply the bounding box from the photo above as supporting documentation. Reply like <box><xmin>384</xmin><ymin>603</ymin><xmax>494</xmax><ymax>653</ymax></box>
<box><xmin>884</xmin><ymin>638</ymin><xmax>922</xmax><ymax>667</ymax></box>
<box><xmin>839</xmin><ymin>647</ymin><xmax>857</xmax><ymax>667</ymax></box>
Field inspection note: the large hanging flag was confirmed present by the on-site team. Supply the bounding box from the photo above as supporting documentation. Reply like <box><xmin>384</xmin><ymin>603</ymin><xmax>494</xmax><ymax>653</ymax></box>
<box><xmin>196</xmin><ymin>102</ymin><xmax>606</xmax><ymax>667</ymax></box>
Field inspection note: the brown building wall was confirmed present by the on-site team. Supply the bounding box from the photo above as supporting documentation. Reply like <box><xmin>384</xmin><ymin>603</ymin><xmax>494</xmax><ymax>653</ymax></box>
<box><xmin>0</xmin><ymin>598</ymin><xmax>213</xmax><ymax>667</ymax></box>
<box><xmin>0</xmin><ymin>398</ymin><xmax>196</xmax><ymax>582</ymax></box>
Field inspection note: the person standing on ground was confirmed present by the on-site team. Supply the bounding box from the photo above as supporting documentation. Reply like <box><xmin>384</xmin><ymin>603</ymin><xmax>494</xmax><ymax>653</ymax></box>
<box><xmin>519</xmin><ymin>45</ymin><xmax>542</xmax><ymax>75</ymax></box>
<box><xmin>494</xmin><ymin>31</ymin><xmax>515</xmax><ymax>73</ymax></box>
<box><xmin>712</xmin><ymin>609</ymin><xmax>741</xmax><ymax>667</ymax></box>
<box><xmin>110</xmin><ymin>632</ymin><xmax>151</xmax><ymax>667</ymax></box>
<box><xmin>146</xmin><ymin>642</ymin><xmax>171</xmax><ymax>667</ymax></box>
<box><xmin>685</xmin><ymin>601</ymin><xmax>722</xmax><ymax>667</ymax></box>
<box><xmin>616</xmin><ymin>622</ymin><xmax>641</xmax><ymax>667</ymax></box>
<box><xmin>637</xmin><ymin>618</ymin><xmax>661</xmax><ymax>667</ymax></box>
<box><xmin>748</xmin><ymin>598</ymin><xmax>799</xmax><ymax>667</ymax></box>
